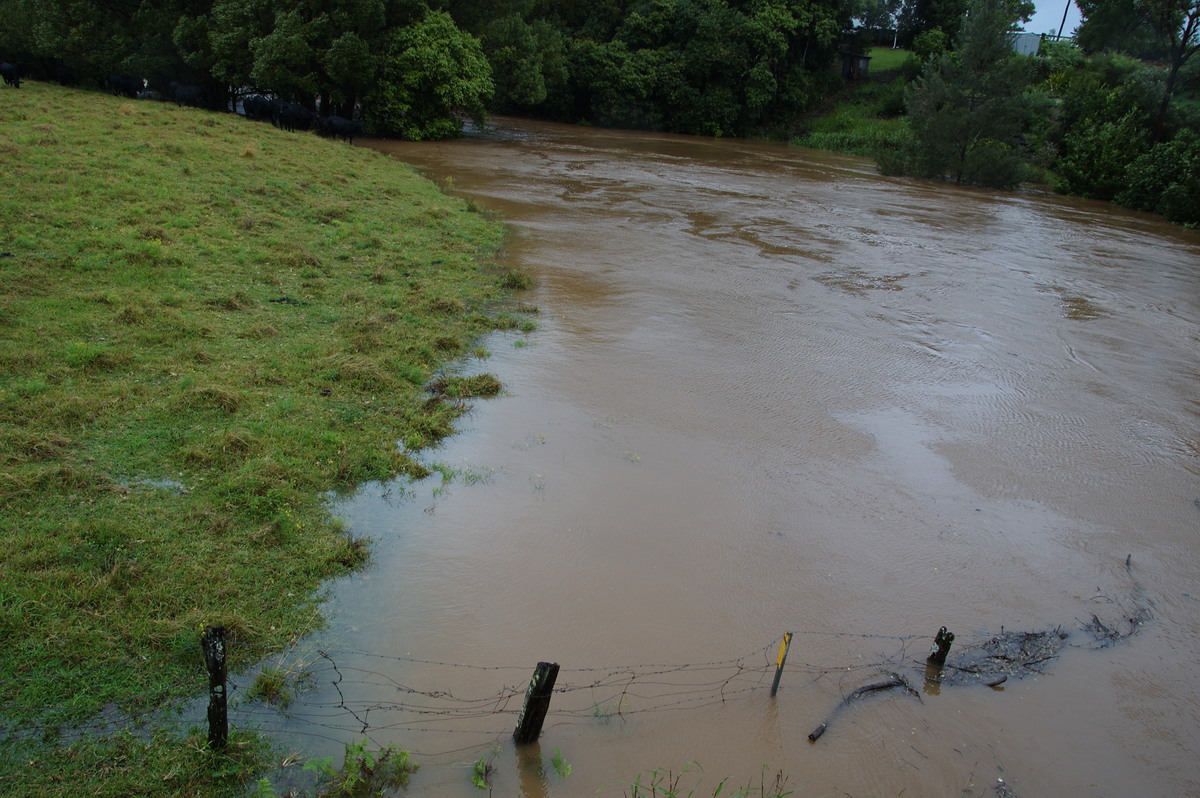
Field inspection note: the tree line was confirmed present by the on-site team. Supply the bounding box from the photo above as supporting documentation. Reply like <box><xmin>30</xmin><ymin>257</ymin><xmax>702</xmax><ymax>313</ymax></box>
<box><xmin>0</xmin><ymin>0</ymin><xmax>901</xmax><ymax>139</ymax></box>
<box><xmin>872</xmin><ymin>0</ymin><xmax>1199</xmax><ymax>225</ymax></box>
<box><xmin>0</xmin><ymin>0</ymin><xmax>1051</xmax><ymax>140</ymax></box>
<box><xmin>2</xmin><ymin>0</ymin><xmax>1195</xmax><ymax>222</ymax></box>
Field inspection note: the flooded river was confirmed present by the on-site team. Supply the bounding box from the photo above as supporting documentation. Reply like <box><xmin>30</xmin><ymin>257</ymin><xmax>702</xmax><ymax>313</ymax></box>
<box><xmin>262</xmin><ymin>119</ymin><xmax>1200</xmax><ymax>797</ymax></box>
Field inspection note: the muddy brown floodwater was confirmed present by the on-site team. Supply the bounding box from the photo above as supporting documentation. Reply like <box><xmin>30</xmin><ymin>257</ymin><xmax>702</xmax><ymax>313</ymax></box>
<box><xmin>259</xmin><ymin>118</ymin><xmax>1200</xmax><ymax>797</ymax></box>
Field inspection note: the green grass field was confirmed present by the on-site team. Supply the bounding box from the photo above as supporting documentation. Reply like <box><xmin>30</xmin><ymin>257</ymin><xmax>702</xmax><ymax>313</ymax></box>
<box><xmin>0</xmin><ymin>81</ymin><xmax>531</xmax><ymax>795</ymax></box>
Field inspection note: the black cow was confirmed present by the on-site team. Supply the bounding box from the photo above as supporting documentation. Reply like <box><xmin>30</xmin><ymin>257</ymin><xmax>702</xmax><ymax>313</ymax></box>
<box><xmin>1</xmin><ymin>62</ymin><xmax>20</xmax><ymax>88</ymax></box>
<box><xmin>107</xmin><ymin>74</ymin><xmax>142</xmax><ymax>98</ymax></box>
<box><xmin>169</xmin><ymin>81</ymin><xmax>205</xmax><ymax>108</ymax></box>
<box><xmin>241</xmin><ymin>94</ymin><xmax>274</xmax><ymax>122</ymax></box>
<box><xmin>273</xmin><ymin>101</ymin><xmax>316</xmax><ymax>133</ymax></box>
<box><xmin>318</xmin><ymin>115</ymin><xmax>365</xmax><ymax>144</ymax></box>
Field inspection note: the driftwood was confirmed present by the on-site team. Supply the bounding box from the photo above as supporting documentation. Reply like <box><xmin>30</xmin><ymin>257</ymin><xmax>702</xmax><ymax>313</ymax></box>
<box><xmin>1077</xmin><ymin>554</ymin><xmax>1153</xmax><ymax>648</ymax></box>
<box><xmin>808</xmin><ymin>674</ymin><xmax>920</xmax><ymax>742</ymax></box>
<box><xmin>808</xmin><ymin>554</ymin><xmax>1155</xmax><ymax>744</ymax></box>
<box><xmin>934</xmin><ymin>629</ymin><xmax>1067</xmax><ymax>687</ymax></box>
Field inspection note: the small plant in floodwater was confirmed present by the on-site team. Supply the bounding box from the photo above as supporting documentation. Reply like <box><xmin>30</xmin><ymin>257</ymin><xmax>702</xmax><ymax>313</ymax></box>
<box><xmin>304</xmin><ymin>738</ymin><xmax>418</xmax><ymax>797</ymax></box>
<box><xmin>592</xmin><ymin>697</ymin><xmax>626</xmax><ymax>723</ymax></box>
<box><xmin>431</xmin><ymin>462</ymin><xmax>460</xmax><ymax>484</ymax></box>
<box><xmin>461</xmin><ymin>463</ymin><xmax>499</xmax><ymax>485</ymax></box>
<box><xmin>471</xmin><ymin>746</ymin><xmax>499</xmax><ymax>791</ymax></box>
<box><xmin>514</xmin><ymin>433</ymin><xmax>547</xmax><ymax>450</ymax></box>
<box><xmin>246</xmin><ymin>665</ymin><xmax>295</xmax><ymax>709</ymax></box>
<box><xmin>247</xmin><ymin>778</ymin><xmax>278</xmax><ymax>798</ymax></box>
<box><xmin>618</xmin><ymin>764</ymin><xmax>793</xmax><ymax>798</ymax></box>
<box><xmin>549</xmin><ymin>747</ymin><xmax>572</xmax><ymax>779</ymax></box>
<box><xmin>623</xmin><ymin>451</ymin><xmax>641</xmax><ymax>463</ymax></box>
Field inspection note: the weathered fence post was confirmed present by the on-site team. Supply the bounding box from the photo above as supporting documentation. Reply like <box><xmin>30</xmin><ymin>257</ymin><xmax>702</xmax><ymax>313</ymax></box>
<box><xmin>202</xmin><ymin>625</ymin><xmax>228</xmax><ymax>750</ymax></box>
<box><xmin>770</xmin><ymin>632</ymin><xmax>793</xmax><ymax>698</ymax></box>
<box><xmin>513</xmin><ymin>662</ymin><xmax>559</xmax><ymax>745</ymax></box>
<box><xmin>927</xmin><ymin>626</ymin><xmax>954</xmax><ymax>667</ymax></box>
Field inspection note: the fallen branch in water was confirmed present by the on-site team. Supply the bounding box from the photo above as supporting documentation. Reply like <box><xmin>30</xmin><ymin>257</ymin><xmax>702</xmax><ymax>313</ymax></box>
<box><xmin>808</xmin><ymin>673</ymin><xmax>921</xmax><ymax>742</ymax></box>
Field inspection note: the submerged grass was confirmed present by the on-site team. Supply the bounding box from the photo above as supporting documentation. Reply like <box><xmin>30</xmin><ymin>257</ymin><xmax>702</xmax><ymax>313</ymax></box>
<box><xmin>792</xmin><ymin>47</ymin><xmax>913</xmax><ymax>160</ymax></box>
<box><xmin>0</xmin><ymin>82</ymin><xmax>531</xmax><ymax>795</ymax></box>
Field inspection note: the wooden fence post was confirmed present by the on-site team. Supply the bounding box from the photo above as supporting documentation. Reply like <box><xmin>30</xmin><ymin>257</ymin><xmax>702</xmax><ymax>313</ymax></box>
<box><xmin>927</xmin><ymin>626</ymin><xmax>954</xmax><ymax>667</ymax></box>
<box><xmin>202</xmin><ymin>625</ymin><xmax>228</xmax><ymax>750</ymax></box>
<box><xmin>513</xmin><ymin>662</ymin><xmax>559</xmax><ymax>745</ymax></box>
<box><xmin>770</xmin><ymin>632</ymin><xmax>793</xmax><ymax>697</ymax></box>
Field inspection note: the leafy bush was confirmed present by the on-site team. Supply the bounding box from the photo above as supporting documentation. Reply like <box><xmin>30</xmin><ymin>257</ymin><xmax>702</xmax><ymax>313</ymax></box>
<box><xmin>1116</xmin><ymin>130</ymin><xmax>1200</xmax><ymax>226</ymax></box>
<box><xmin>1054</xmin><ymin>111</ymin><xmax>1150</xmax><ymax>199</ymax></box>
<box><xmin>961</xmin><ymin>138</ymin><xmax>1025</xmax><ymax>189</ymax></box>
<box><xmin>303</xmin><ymin>739</ymin><xmax>418</xmax><ymax>797</ymax></box>
<box><xmin>911</xmin><ymin>28</ymin><xmax>949</xmax><ymax>62</ymax></box>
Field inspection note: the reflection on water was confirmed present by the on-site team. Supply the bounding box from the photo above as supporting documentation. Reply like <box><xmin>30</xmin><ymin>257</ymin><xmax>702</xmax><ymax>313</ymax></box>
<box><xmin>257</xmin><ymin>118</ymin><xmax>1200</xmax><ymax>796</ymax></box>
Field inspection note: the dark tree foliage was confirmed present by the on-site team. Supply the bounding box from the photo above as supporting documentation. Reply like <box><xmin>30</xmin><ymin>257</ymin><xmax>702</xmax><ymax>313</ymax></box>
<box><xmin>1115</xmin><ymin>129</ymin><xmax>1200</xmax><ymax>224</ymax></box>
<box><xmin>2</xmin><ymin>0</ymin><xmax>857</xmax><ymax>139</ymax></box>
<box><xmin>887</xmin><ymin>0</ymin><xmax>1038</xmax><ymax>187</ymax></box>
<box><xmin>900</xmin><ymin>0</ymin><xmax>969</xmax><ymax>44</ymax></box>
<box><xmin>524</xmin><ymin>0</ymin><xmax>850</xmax><ymax>136</ymax></box>
<box><xmin>476</xmin><ymin>14</ymin><xmax>569</xmax><ymax>112</ymax></box>
<box><xmin>1075</xmin><ymin>0</ymin><xmax>1161</xmax><ymax>56</ymax></box>
<box><xmin>1050</xmin><ymin>54</ymin><xmax>1158</xmax><ymax>197</ymax></box>
<box><xmin>1077</xmin><ymin>0</ymin><xmax>1200</xmax><ymax>138</ymax></box>
<box><xmin>366</xmin><ymin>9</ymin><xmax>494</xmax><ymax>139</ymax></box>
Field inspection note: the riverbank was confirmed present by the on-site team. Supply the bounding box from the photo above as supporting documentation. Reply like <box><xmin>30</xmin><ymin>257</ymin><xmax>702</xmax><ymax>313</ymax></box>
<box><xmin>0</xmin><ymin>82</ymin><xmax>531</xmax><ymax>795</ymax></box>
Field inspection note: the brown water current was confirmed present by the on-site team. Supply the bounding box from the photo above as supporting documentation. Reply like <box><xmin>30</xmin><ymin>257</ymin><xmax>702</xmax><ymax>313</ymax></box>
<box><xmin>266</xmin><ymin>119</ymin><xmax>1200</xmax><ymax>797</ymax></box>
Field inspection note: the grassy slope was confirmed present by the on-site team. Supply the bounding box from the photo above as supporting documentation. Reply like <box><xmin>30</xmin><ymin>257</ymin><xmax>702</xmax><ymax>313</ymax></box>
<box><xmin>791</xmin><ymin>46</ymin><xmax>913</xmax><ymax>158</ymax></box>
<box><xmin>0</xmin><ymin>81</ymin><xmax>529</xmax><ymax>794</ymax></box>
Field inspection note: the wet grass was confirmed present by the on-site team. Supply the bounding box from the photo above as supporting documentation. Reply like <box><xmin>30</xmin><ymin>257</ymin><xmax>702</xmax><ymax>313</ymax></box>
<box><xmin>792</xmin><ymin>47</ymin><xmax>914</xmax><ymax>160</ymax></box>
<box><xmin>0</xmin><ymin>81</ymin><xmax>530</xmax><ymax>795</ymax></box>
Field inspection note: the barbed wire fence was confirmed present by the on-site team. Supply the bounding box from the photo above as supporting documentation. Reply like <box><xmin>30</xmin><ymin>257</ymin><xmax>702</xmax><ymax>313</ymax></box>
<box><xmin>0</xmin><ymin>627</ymin><xmax>962</xmax><ymax>759</ymax></box>
<box><xmin>1</xmin><ymin>573</ymin><xmax>1150</xmax><ymax>767</ymax></box>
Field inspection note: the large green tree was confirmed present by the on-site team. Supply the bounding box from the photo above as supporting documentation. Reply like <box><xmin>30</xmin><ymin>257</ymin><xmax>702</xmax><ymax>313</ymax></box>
<box><xmin>541</xmin><ymin>0</ymin><xmax>847</xmax><ymax>135</ymax></box>
<box><xmin>477</xmin><ymin>14</ymin><xmax>569</xmax><ymax>111</ymax></box>
<box><xmin>1077</xmin><ymin>0</ymin><xmax>1200</xmax><ymax>137</ymax></box>
<box><xmin>1144</xmin><ymin>0</ymin><xmax>1200</xmax><ymax>136</ymax></box>
<box><xmin>890</xmin><ymin>0</ymin><xmax>1039</xmax><ymax>187</ymax></box>
<box><xmin>367</xmin><ymin>9</ymin><xmax>494</xmax><ymax>139</ymax></box>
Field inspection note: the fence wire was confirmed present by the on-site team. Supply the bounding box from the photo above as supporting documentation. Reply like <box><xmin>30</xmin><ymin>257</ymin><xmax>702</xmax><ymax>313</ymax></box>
<box><xmin>0</xmin><ymin>628</ymin><xmax>1041</xmax><ymax>759</ymax></box>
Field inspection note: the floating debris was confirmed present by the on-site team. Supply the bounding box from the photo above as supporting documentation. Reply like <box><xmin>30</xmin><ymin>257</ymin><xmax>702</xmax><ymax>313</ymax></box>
<box><xmin>937</xmin><ymin>629</ymin><xmax>1068</xmax><ymax>687</ymax></box>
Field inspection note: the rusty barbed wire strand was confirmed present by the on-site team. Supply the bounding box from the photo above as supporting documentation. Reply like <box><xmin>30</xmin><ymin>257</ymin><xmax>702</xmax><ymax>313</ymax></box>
<box><xmin>0</xmin><ymin>629</ymin><xmax>983</xmax><ymax>751</ymax></box>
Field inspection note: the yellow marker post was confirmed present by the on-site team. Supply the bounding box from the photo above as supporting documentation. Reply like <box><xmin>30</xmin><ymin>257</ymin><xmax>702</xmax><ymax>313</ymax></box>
<box><xmin>770</xmin><ymin>632</ymin><xmax>793</xmax><ymax>697</ymax></box>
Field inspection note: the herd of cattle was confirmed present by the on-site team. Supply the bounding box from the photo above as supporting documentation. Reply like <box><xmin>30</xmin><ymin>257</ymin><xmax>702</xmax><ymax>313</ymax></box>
<box><xmin>0</xmin><ymin>61</ymin><xmax>366</xmax><ymax>144</ymax></box>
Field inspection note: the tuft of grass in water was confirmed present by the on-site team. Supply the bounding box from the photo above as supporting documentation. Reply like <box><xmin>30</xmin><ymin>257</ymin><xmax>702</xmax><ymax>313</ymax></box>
<box><xmin>429</xmin><ymin>373</ymin><xmax>504</xmax><ymax>398</ymax></box>
<box><xmin>500</xmin><ymin>269</ymin><xmax>534</xmax><ymax>290</ymax></box>
<box><xmin>0</xmin><ymin>81</ymin><xmax>532</xmax><ymax>796</ymax></box>
<box><xmin>617</xmin><ymin>764</ymin><xmax>793</xmax><ymax>797</ymax></box>
<box><xmin>301</xmin><ymin>739</ymin><xmax>418</xmax><ymax>797</ymax></box>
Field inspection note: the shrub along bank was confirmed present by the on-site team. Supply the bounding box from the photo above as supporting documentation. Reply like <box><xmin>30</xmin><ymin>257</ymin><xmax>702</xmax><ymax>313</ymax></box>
<box><xmin>0</xmin><ymin>81</ymin><xmax>531</xmax><ymax>795</ymax></box>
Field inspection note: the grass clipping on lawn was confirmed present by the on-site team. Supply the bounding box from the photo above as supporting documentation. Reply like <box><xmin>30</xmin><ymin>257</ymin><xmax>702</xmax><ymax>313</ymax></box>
<box><xmin>0</xmin><ymin>83</ymin><xmax>525</xmax><ymax>735</ymax></box>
